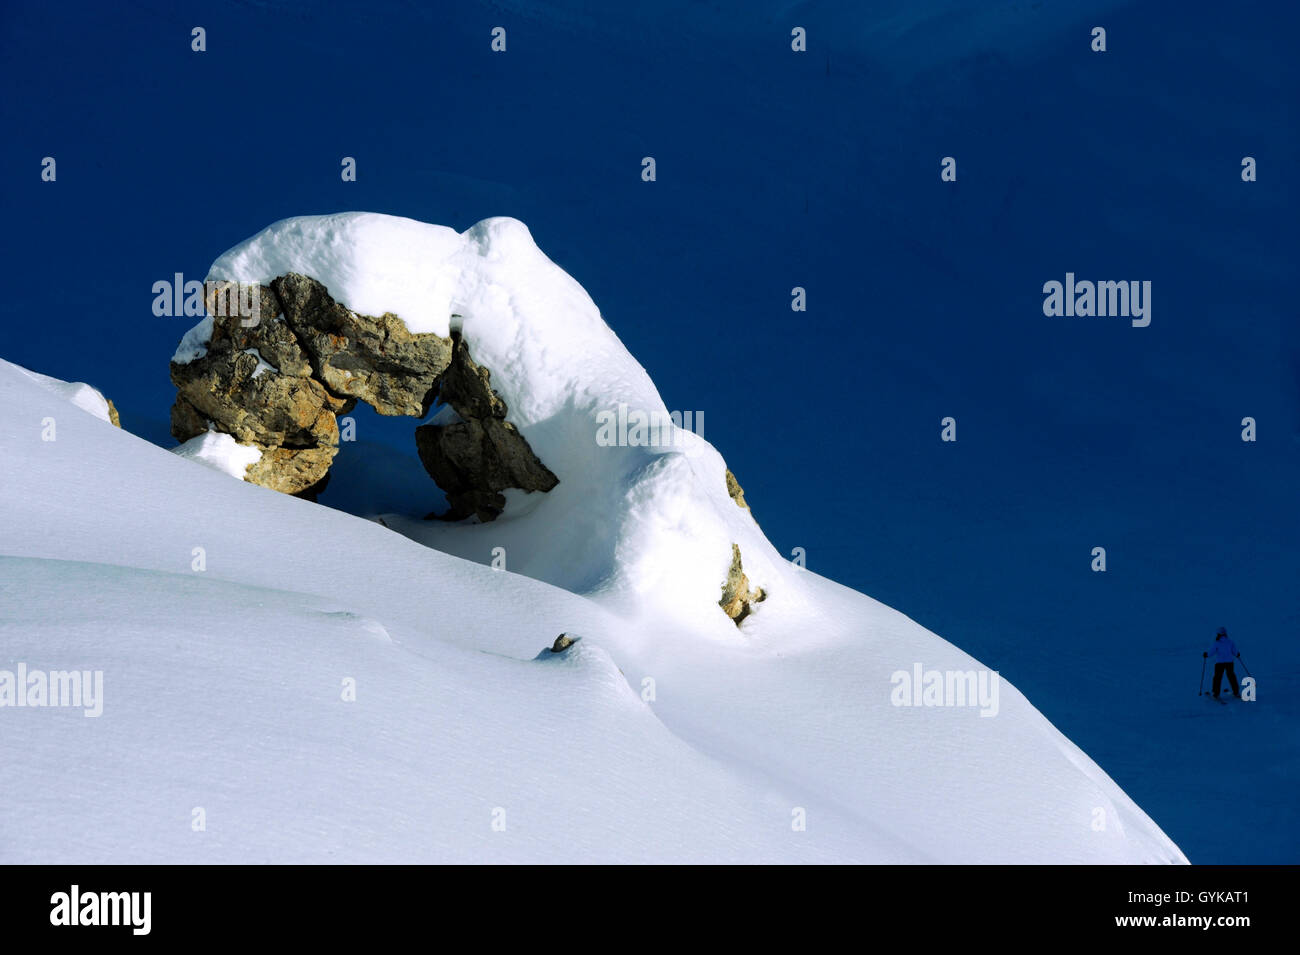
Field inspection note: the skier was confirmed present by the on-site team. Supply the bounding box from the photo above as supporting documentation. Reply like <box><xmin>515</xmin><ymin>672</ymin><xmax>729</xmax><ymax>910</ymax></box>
<box><xmin>1203</xmin><ymin>627</ymin><xmax>1241</xmax><ymax>700</ymax></box>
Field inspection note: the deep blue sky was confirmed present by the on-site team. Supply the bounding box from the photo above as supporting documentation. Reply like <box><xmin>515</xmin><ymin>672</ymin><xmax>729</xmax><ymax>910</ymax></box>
<box><xmin>2</xmin><ymin>1</ymin><xmax>1296</xmax><ymax>862</ymax></box>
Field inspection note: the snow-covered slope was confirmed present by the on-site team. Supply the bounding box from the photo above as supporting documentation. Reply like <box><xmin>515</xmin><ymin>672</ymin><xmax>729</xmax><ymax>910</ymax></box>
<box><xmin>0</xmin><ymin>215</ymin><xmax>1189</xmax><ymax>863</ymax></box>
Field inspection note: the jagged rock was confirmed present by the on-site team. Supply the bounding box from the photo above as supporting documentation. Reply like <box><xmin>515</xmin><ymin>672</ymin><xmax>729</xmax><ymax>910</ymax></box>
<box><xmin>719</xmin><ymin>543</ymin><xmax>766</xmax><ymax>626</ymax></box>
<box><xmin>436</xmin><ymin>331</ymin><xmax>508</xmax><ymax>420</ymax></box>
<box><xmin>725</xmin><ymin>469</ymin><xmax>749</xmax><ymax>510</ymax></box>
<box><xmin>203</xmin><ymin>282</ymin><xmax>314</xmax><ymax>377</ymax></box>
<box><xmin>172</xmin><ymin>349</ymin><xmax>343</xmax><ymax>449</ymax></box>
<box><xmin>272</xmin><ymin>273</ymin><xmax>452</xmax><ymax>417</ymax></box>
<box><xmin>415</xmin><ymin>333</ymin><xmax>558</xmax><ymax>522</ymax></box>
<box><xmin>169</xmin><ymin>396</ymin><xmax>209</xmax><ymax>443</ymax></box>
<box><xmin>170</xmin><ymin>290</ymin><xmax>354</xmax><ymax>496</ymax></box>
<box><xmin>105</xmin><ymin>398</ymin><xmax>121</xmax><ymax>428</ymax></box>
<box><xmin>170</xmin><ymin>272</ymin><xmax>556</xmax><ymax>517</ymax></box>
<box><xmin>416</xmin><ymin>416</ymin><xmax>558</xmax><ymax>522</ymax></box>
<box><xmin>550</xmin><ymin>633</ymin><xmax>575</xmax><ymax>653</ymax></box>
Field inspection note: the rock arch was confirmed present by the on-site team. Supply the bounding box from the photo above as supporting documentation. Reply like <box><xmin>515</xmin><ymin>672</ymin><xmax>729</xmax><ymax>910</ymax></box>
<box><xmin>170</xmin><ymin>273</ymin><xmax>558</xmax><ymax>517</ymax></box>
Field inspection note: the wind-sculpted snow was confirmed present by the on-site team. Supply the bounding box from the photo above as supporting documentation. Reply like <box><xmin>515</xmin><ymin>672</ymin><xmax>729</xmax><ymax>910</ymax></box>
<box><xmin>193</xmin><ymin>214</ymin><xmax>798</xmax><ymax>636</ymax></box>
<box><xmin>1</xmin><ymin>338</ymin><xmax>1186</xmax><ymax>861</ymax></box>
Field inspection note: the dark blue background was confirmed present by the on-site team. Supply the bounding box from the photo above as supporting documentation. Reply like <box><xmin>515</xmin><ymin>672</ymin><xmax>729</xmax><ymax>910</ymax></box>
<box><xmin>2</xmin><ymin>0</ymin><xmax>1296</xmax><ymax>862</ymax></box>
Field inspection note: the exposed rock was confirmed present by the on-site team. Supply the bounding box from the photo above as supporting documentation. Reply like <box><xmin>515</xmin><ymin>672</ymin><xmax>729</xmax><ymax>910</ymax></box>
<box><xmin>435</xmin><ymin>330</ymin><xmax>508</xmax><ymax>420</ymax></box>
<box><xmin>171</xmin><ymin>284</ymin><xmax>355</xmax><ymax>496</ymax></box>
<box><xmin>417</xmin><ymin>417</ymin><xmax>558</xmax><ymax>521</ymax></box>
<box><xmin>550</xmin><ymin>633</ymin><xmax>576</xmax><ymax>653</ymax></box>
<box><xmin>203</xmin><ymin>282</ymin><xmax>313</xmax><ymax>376</ymax></box>
<box><xmin>105</xmin><ymin>398</ymin><xmax>121</xmax><ymax>428</ymax></box>
<box><xmin>415</xmin><ymin>333</ymin><xmax>558</xmax><ymax>522</ymax></box>
<box><xmin>719</xmin><ymin>543</ymin><xmax>766</xmax><ymax>626</ymax></box>
<box><xmin>725</xmin><ymin>469</ymin><xmax>749</xmax><ymax>510</ymax></box>
<box><xmin>169</xmin><ymin>273</ymin><xmax>557</xmax><ymax>515</ymax></box>
<box><xmin>174</xmin><ymin>354</ymin><xmax>342</xmax><ymax>448</ymax></box>
<box><xmin>245</xmin><ymin>447</ymin><xmax>337</xmax><ymax>499</ymax></box>
<box><xmin>272</xmin><ymin>273</ymin><xmax>452</xmax><ymax>417</ymax></box>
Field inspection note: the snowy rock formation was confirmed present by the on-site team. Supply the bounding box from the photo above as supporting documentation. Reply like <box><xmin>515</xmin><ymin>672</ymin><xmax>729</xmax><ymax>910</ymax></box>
<box><xmin>169</xmin><ymin>280</ymin><xmax>356</xmax><ymax>497</ymax></box>
<box><xmin>170</xmin><ymin>270</ymin><xmax>557</xmax><ymax>509</ymax></box>
<box><xmin>0</xmin><ymin>207</ymin><xmax>1192</xmax><ymax>858</ymax></box>
<box><xmin>172</xmin><ymin>213</ymin><xmax>779</xmax><ymax>631</ymax></box>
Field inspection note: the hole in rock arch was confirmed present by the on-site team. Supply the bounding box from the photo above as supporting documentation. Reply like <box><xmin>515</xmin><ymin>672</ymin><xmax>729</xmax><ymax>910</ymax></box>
<box><xmin>314</xmin><ymin>400</ymin><xmax>450</xmax><ymax>520</ymax></box>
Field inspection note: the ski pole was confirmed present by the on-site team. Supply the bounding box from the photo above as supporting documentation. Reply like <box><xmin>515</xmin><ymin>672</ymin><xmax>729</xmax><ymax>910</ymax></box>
<box><xmin>1199</xmin><ymin>654</ymin><xmax>1207</xmax><ymax>695</ymax></box>
<box><xmin>1236</xmin><ymin>654</ymin><xmax>1253</xmax><ymax>679</ymax></box>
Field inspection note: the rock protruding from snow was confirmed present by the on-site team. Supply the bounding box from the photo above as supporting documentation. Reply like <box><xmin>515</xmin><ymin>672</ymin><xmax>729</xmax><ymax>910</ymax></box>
<box><xmin>415</xmin><ymin>333</ymin><xmax>559</xmax><ymax>522</ymax></box>
<box><xmin>272</xmin><ymin>273</ymin><xmax>452</xmax><ymax>417</ymax></box>
<box><xmin>183</xmin><ymin>213</ymin><xmax>781</xmax><ymax>633</ymax></box>
<box><xmin>170</xmin><ymin>269</ymin><xmax>557</xmax><ymax>512</ymax></box>
<box><xmin>719</xmin><ymin>543</ymin><xmax>766</xmax><ymax>625</ymax></box>
<box><xmin>725</xmin><ymin>469</ymin><xmax>749</xmax><ymax>510</ymax></box>
<box><xmin>170</xmin><ymin>285</ymin><xmax>353</xmax><ymax>497</ymax></box>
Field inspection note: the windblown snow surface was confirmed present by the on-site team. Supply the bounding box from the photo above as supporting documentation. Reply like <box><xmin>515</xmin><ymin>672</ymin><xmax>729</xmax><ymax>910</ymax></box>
<box><xmin>0</xmin><ymin>214</ymin><xmax>1187</xmax><ymax>863</ymax></box>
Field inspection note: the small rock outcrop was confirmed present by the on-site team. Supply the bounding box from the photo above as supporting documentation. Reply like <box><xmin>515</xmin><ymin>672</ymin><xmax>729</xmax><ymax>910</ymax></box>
<box><xmin>719</xmin><ymin>543</ymin><xmax>766</xmax><ymax>626</ymax></box>
<box><xmin>170</xmin><ymin>274</ymin><xmax>556</xmax><ymax>512</ymax></box>
<box><xmin>725</xmin><ymin>469</ymin><xmax>749</xmax><ymax>510</ymax></box>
